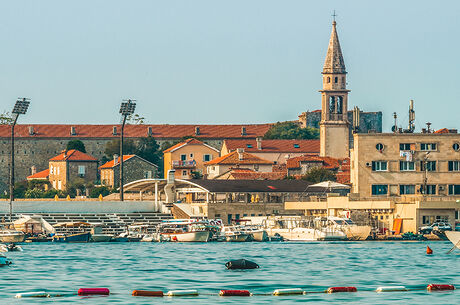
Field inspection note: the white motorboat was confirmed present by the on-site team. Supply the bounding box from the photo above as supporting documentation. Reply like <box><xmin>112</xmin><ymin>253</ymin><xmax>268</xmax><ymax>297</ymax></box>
<box><xmin>328</xmin><ymin>216</ymin><xmax>371</xmax><ymax>241</ymax></box>
<box><xmin>0</xmin><ymin>228</ymin><xmax>26</xmax><ymax>243</ymax></box>
<box><xmin>262</xmin><ymin>216</ymin><xmax>347</xmax><ymax>241</ymax></box>
<box><xmin>157</xmin><ymin>220</ymin><xmax>212</xmax><ymax>242</ymax></box>
<box><xmin>0</xmin><ymin>243</ymin><xmax>23</xmax><ymax>252</ymax></box>
<box><xmin>222</xmin><ymin>226</ymin><xmax>252</xmax><ymax>242</ymax></box>
<box><xmin>445</xmin><ymin>231</ymin><xmax>460</xmax><ymax>250</ymax></box>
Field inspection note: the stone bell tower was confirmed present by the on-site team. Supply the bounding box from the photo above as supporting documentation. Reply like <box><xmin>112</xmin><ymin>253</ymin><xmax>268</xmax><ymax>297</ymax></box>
<box><xmin>319</xmin><ymin>20</ymin><xmax>350</xmax><ymax>158</ymax></box>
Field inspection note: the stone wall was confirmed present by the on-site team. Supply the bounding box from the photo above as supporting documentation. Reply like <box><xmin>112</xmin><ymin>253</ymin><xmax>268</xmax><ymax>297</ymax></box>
<box><xmin>110</xmin><ymin>156</ymin><xmax>158</xmax><ymax>188</ymax></box>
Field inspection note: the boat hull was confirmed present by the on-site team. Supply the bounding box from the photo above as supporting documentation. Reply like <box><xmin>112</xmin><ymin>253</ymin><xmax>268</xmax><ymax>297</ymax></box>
<box><xmin>0</xmin><ymin>233</ymin><xmax>26</xmax><ymax>243</ymax></box>
<box><xmin>225</xmin><ymin>233</ymin><xmax>251</xmax><ymax>242</ymax></box>
<box><xmin>268</xmin><ymin>228</ymin><xmax>346</xmax><ymax>241</ymax></box>
<box><xmin>343</xmin><ymin>226</ymin><xmax>372</xmax><ymax>241</ymax></box>
<box><xmin>445</xmin><ymin>231</ymin><xmax>460</xmax><ymax>250</ymax></box>
<box><xmin>163</xmin><ymin>231</ymin><xmax>211</xmax><ymax>242</ymax></box>
<box><xmin>251</xmin><ymin>230</ymin><xmax>269</xmax><ymax>242</ymax></box>
<box><xmin>53</xmin><ymin>232</ymin><xmax>91</xmax><ymax>243</ymax></box>
<box><xmin>90</xmin><ymin>234</ymin><xmax>113</xmax><ymax>242</ymax></box>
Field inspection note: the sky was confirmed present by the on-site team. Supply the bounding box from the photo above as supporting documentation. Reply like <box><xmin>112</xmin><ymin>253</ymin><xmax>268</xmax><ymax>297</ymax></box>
<box><xmin>0</xmin><ymin>1</ymin><xmax>459</xmax><ymax>131</ymax></box>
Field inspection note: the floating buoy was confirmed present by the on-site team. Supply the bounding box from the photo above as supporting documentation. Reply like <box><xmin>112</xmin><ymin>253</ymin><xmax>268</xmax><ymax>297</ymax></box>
<box><xmin>77</xmin><ymin>288</ymin><xmax>110</xmax><ymax>296</ymax></box>
<box><xmin>376</xmin><ymin>286</ymin><xmax>408</xmax><ymax>292</ymax></box>
<box><xmin>219</xmin><ymin>290</ymin><xmax>251</xmax><ymax>296</ymax></box>
<box><xmin>273</xmin><ymin>288</ymin><xmax>304</xmax><ymax>295</ymax></box>
<box><xmin>15</xmin><ymin>292</ymin><xmax>49</xmax><ymax>298</ymax></box>
<box><xmin>166</xmin><ymin>290</ymin><xmax>199</xmax><ymax>296</ymax></box>
<box><xmin>426</xmin><ymin>246</ymin><xmax>433</xmax><ymax>255</ymax></box>
<box><xmin>327</xmin><ymin>287</ymin><xmax>357</xmax><ymax>293</ymax></box>
<box><xmin>225</xmin><ymin>259</ymin><xmax>259</xmax><ymax>270</ymax></box>
<box><xmin>427</xmin><ymin>284</ymin><xmax>455</xmax><ymax>291</ymax></box>
<box><xmin>132</xmin><ymin>290</ymin><xmax>164</xmax><ymax>297</ymax></box>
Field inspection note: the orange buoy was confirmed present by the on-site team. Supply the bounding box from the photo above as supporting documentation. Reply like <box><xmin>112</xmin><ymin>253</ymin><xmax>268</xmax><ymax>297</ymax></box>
<box><xmin>327</xmin><ymin>287</ymin><xmax>357</xmax><ymax>293</ymax></box>
<box><xmin>427</xmin><ymin>284</ymin><xmax>455</xmax><ymax>291</ymax></box>
<box><xmin>219</xmin><ymin>290</ymin><xmax>251</xmax><ymax>296</ymax></box>
<box><xmin>132</xmin><ymin>290</ymin><xmax>164</xmax><ymax>297</ymax></box>
<box><xmin>426</xmin><ymin>246</ymin><xmax>433</xmax><ymax>255</ymax></box>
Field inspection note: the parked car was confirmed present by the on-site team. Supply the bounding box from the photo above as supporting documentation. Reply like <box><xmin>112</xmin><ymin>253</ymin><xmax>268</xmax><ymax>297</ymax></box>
<box><xmin>419</xmin><ymin>222</ymin><xmax>452</xmax><ymax>234</ymax></box>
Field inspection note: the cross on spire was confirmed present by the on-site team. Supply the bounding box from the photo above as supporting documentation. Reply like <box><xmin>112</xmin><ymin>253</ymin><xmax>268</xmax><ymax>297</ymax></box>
<box><xmin>332</xmin><ymin>10</ymin><xmax>337</xmax><ymax>22</ymax></box>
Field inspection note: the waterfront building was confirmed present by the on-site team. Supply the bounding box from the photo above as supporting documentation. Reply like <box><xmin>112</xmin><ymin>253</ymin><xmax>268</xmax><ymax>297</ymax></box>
<box><xmin>99</xmin><ymin>154</ymin><xmax>158</xmax><ymax>188</ymax></box>
<box><xmin>48</xmin><ymin>150</ymin><xmax>98</xmax><ymax>190</ymax></box>
<box><xmin>204</xmin><ymin>149</ymin><xmax>273</xmax><ymax>179</ymax></box>
<box><xmin>163</xmin><ymin>138</ymin><xmax>220</xmax><ymax>179</ymax></box>
<box><xmin>286</xmin><ymin>155</ymin><xmax>350</xmax><ymax>184</ymax></box>
<box><xmin>221</xmin><ymin>138</ymin><xmax>320</xmax><ymax>164</ymax></box>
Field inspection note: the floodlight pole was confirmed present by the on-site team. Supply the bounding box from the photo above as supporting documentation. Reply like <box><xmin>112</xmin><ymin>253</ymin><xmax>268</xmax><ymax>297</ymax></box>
<box><xmin>9</xmin><ymin>98</ymin><xmax>30</xmax><ymax>223</ymax></box>
<box><xmin>119</xmin><ymin>99</ymin><xmax>136</xmax><ymax>201</ymax></box>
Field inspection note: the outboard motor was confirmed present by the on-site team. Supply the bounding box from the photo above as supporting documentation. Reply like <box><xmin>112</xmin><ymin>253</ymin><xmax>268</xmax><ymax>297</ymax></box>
<box><xmin>225</xmin><ymin>259</ymin><xmax>259</xmax><ymax>270</ymax></box>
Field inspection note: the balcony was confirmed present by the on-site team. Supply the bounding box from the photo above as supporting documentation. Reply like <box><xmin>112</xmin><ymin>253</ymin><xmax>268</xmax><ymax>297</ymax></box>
<box><xmin>172</xmin><ymin>160</ymin><xmax>196</xmax><ymax>169</ymax></box>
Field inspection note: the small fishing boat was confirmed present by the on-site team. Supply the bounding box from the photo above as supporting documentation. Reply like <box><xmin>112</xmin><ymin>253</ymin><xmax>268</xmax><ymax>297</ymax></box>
<box><xmin>229</xmin><ymin>220</ymin><xmax>268</xmax><ymax>242</ymax></box>
<box><xmin>328</xmin><ymin>216</ymin><xmax>371</xmax><ymax>241</ymax></box>
<box><xmin>0</xmin><ymin>225</ymin><xmax>26</xmax><ymax>243</ymax></box>
<box><xmin>223</xmin><ymin>226</ymin><xmax>252</xmax><ymax>242</ymax></box>
<box><xmin>0</xmin><ymin>253</ymin><xmax>12</xmax><ymax>266</ymax></box>
<box><xmin>157</xmin><ymin>220</ymin><xmax>212</xmax><ymax>242</ymax></box>
<box><xmin>90</xmin><ymin>224</ymin><xmax>113</xmax><ymax>242</ymax></box>
<box><xmin>52</xmin><ymin>222</ymin><xmax>92</xmax><ymax>243</ymax></box>
<box><xmin>0</xmin><ymin>243</ymin><xmax>23</xmax><ymax>252</ymax></box>
<box><xmin>53</xmin><ymin>232</ymin><xmax>91</xmax><ymax>243</ymax></box>
<box><xmin>445</xmin><ymin>231</ymin><xmax>460</xmax><ymax>251</ymax></box>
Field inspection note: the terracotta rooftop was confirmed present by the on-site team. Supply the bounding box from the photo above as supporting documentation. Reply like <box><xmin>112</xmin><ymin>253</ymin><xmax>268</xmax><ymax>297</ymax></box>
<box><xmin>287</xmin><ymin>155</ymin><xmax>341</xmax><ymax>170</ymax></box>
<box><xmin>205</xmin><ymin>151</ymin><xmax>273</xmax><ymax>166</ymax></box>
<box><xmin>26</xmin><ymin>169</ymin><xmax>49</xmax><ymax>180</ymax></box>
<box><xmin>163</xmin><ymin>138</ymin><xmax>219</xmax><ymax>153</ymax></box>
<box><xmin>99</xmin><ymin>155</ymin><xmax>135</xmax><ymax>169</ymax></box>
<box><xmin>49</xmin><ymin>149</ymin><xmax>98</xmax><ymax>162</ymax></box>
<box><xmin>229</xmin><ymin>171</ymin><xmax>286</xmax><ymax>180</ymax></box>
<box><xmin>0</xmin><ymin>124</ymin><xmax>272</xmax><ymax>139</ymax></box>
<box><xmin>224</xmin><ymin>139</ymin><xmax>320</xmax><ymax>153</ymax></box>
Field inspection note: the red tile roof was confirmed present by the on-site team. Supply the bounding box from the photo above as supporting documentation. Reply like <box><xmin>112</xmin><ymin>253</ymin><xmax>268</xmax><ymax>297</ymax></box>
<box><xmin>99</xmin><ymin>155</ymin><xmax>135</xmax><ymax>169</ymax></box>
<box><xmin>49</xmin><ymin>149</ymin><xmax>98</xmax><ymax>162</ymax></box>
<box><xmin>0</xmin><ymin>124</ymin><xmax>272</xmax><ymax>139</ymax></box>
<box><xmin>224</xmin><ymin>139</ymin><xmax>320</xmax><ymax>153</ymax></box>
<box><xmin>230</xmin><ymin>171</ymin><xmax>286</xmax><ymax>180</ymax></box>
<box><xmin>205</xmin><ymin>151</ymin><xmax>273</xmax><ymax>165</ymax></box>
<box><xmin>26</xmin><ymin>169</ymin><xmax>49</xmax><ymax>180</ymax></box>
<box><xmin>287</xmin><ymin>155</ymin><xmax>351</xmax><ymax>184</ymax></box>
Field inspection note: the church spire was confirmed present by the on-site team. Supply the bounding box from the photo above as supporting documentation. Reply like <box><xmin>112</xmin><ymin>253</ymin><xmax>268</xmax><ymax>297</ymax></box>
<box><xmin>322</xmin><ymin>20</ymin><xmax>346</xmax><ymax>74</ymax></box>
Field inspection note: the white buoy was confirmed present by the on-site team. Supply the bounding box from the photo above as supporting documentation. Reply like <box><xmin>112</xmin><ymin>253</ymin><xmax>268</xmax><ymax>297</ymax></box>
<box><xmin>15</xmin><ymin>292</ymin><xmax>49</xmax><ymax>298</ymax></box>
<box><xmin>166</xmin><ymin>290</ymin><xmax>199</xmax><ymax>296</ymax></box>
<box><xmin>273</xmin><ymin>288</ymin><xmax>305</xmax><ymax>295</ymax></box>
<box><xmin>376</xmin><ymin>286</ymin><xmax>408</xmax><ymax>292</ymax></box>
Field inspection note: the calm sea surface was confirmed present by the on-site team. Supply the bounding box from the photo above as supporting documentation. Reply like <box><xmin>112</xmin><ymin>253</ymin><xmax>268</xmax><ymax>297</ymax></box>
<box><xmin>1</xmin><ymin>241</ymin><xmax>458</xmax><ymax>304</ymax></box>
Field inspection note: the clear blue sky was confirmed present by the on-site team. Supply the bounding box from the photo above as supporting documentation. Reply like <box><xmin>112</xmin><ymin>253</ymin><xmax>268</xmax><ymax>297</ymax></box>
<box><xmin>1</xmin><ymin>1</ymin><xmax>458</xmax><ymax>131</ymax></box>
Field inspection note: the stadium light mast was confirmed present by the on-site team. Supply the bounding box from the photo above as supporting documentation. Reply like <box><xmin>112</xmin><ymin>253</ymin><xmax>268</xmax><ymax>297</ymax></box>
<box><xmin>119</xmin><ymin>99</ymin><xmax>136</xmax><ymax>201</ymax></box>
<box><xmin>10</xmin><ymin>98</ymin><xmax>30</xmax><ymax>222</ymax></box>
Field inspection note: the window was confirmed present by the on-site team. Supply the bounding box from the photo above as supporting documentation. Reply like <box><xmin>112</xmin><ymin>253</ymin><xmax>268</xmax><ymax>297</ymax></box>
<box><xmin>400</xmin><ymin>185</ymin><xmax>415</xmax><ymax>195</ymax></box>
<box><xmin>400</xmin><ymin>161</ymin><xmax>415</xmax><ymax>171</ymax></box>
<box><xmin>334</xmin><ymin>77</ymin><xmax>338</xmax><ymax>83</ymax></box>
<box><xmin>246</xmin><ymin>144</ymin><xmax>253</xmax><ymax>148</ymax></box>
<box><xmin>421</xmin><ymin>161</ymin><xmax>436</xmax><ymax>171</ymax></box>
<box><xmin>448</xmin><ymin>185</ymin><xmax>460</xmax><ymax>195</ymax></box>
<box><xmin>372</xmin><ymin>161</ymin><xmax>388</xmax><ymax>171</ymax></box>
<box><xmin>144</xmin><ymin>171</ymin><xmax>153</xmax><ymax>179</ymax></box>
<box><xmin>254</xmin><ymin>164</ymin><xmax>260</xmax><ymax>171</ymax></box>
<box><xmin>420</xmin><ymin>143</ymin><xmax>437</xmax><ymax>151</ymax></box>
<box><xmin>424</xmin><ymin>185</ymin><xmax>436</xmax><ymax>195</ymax></box>
<box><xmin>327</xmin><ymin>77</ymin><xmax>330</xmax><ymax>83</ymax></box>
<box><xmin>78</xmin><ymin>166</ymin><xmax>86</xmax><ymax>177</ymax></box>
<box><xmin>293</xmin><ymin>144</ymin><xmax>300</xmax><ymax>148</ymax></box>
<box><xmin>189</xmin><ymin>153</ymin><xmax>194</xmax><ymax>158</ymax></box>
<box><xmin>372</xmin><ymin>184</ymin><xmax>388</xmax><ymax>195</ymax></box>
<box><xmin>182</xmin><ymin>170</ymin><xmax>187</xmax><ymax>176</ymax></box>
<box><xmin>453</xmin><ymin>143</ymin><xmax>460</xmax><ymax>151</ymax></box>
<box><xmin>448</xmin><ymin>161</ymin><xmax>460</xmax><ymax>171</ymax></box>
<box><xmin>203</xmin><ymin>154</ymin><xmax>211</xmax><ymax>162</ymax></box>
<box><xmin>399</xmin><ymin>143</ymin><xmax>413</xmax><ymax>151</ymax></box>
<box><xmin>180</xmin><ymin>154</ymin><xmax>186</xmax><ymax>161</ymax></box>
<box><xmin>57</xmin><ymin>180</ymin><xmax>62</xmax><ymax>190</ymax></box>
<box><xmin>376</xmin><ymin>143</ymin><xmax>384</xmax><ymax>151</ymax></box>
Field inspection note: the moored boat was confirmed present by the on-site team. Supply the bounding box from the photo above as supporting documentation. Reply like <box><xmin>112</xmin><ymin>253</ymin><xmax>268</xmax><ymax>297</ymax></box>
<box><xmin>0</xmin><ymin>228</ymin><xmax>26</xmax><ymax>243</ymax></box>
<box><xmin>90</xmin><ymin>224</ymin><xmax>113</xmax><ymax>242</ymax></box>
<box><xmin>53</xmin><ymin>232</ymin><xmax>92</xmax><ymax>243</ymax></box>
<box><xmin>52</xmin><ymin>222</ymin><xmax>92</xmax><ymax>243</ymax></box>
<box><xmin>445</xmin><ymin>231</ymin><xmax>460</xmax><ymax>250</ymax></box>
<box><xmin>328</xmin><ymin>216</ymin><xmax>371</xmax><ymax>241</ymax></box>
<box><xmin>157</xmin><ymin>219</ymin><xmax>212</xmax><ymax>242</ymax></box>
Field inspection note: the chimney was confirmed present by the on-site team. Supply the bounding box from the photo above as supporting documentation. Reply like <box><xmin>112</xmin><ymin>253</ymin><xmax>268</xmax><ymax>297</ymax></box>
<box><xmin>70</xmin><ymin>126</ymin><xmax>76</xmax><ymax>136</ymax></box>
<box><xmin>30</xmin><ymin>166</ymin><xmax>37</xmax><ymax>175</ymax></box>
<box><xmin>112</xmin><ymin>126</ymin><xmax>117</xmax><ymax>136</ymax></box>
<box><xmin>147</xmin><ymin>126</ymin><xmax>153</xmax><ymax>137</ymax></box>
<box><xmin>113</xmin><ymin>154</ymin><xmax>119</xmax><ymax>165</ymax></box>
<box><xmin>62</xmin><ymin>150</ymin><xmax>67</xmax><ymax>158</ymax></box>
<box><xmin>237</xmin><ymin>148</ymin><xmax>244</xmax><ymax>161</ymax></box>
<box><xmin>195</xmin><ymin>126</ymin><xmax>200</xmax><ymax>136</ymax></box>
<box><xmin>241</xmin><ymin>126</ymin><xmax>247</xmax><ymax>136</ymax></box>
<box><xmin>28</xmin><ymin>126</ymin><xmax>34</xmax><ymax>136</ymax></box>
<box><xmin>256</xmin><ymin>137</ymin><xmax>262</xmax><ymax>150</ymax></box>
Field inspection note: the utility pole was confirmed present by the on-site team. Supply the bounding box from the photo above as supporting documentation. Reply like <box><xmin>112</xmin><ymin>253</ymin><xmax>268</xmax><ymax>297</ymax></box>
<box><xmin>9</xmin><ymin>98</ymin><xmax>30</xmax><ymax>222</ymax></box>
<box><xmin>119</xmin><ymin>99</ymin><xmax>136</xmax><ymax>201</ymax></box>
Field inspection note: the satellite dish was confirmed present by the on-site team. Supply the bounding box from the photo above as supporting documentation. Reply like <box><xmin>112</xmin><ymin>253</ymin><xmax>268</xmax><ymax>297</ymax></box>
<box><xmin>391</xmin><ymin>125</ymin><xmax>397</xmax><ymax>132</ymax></box>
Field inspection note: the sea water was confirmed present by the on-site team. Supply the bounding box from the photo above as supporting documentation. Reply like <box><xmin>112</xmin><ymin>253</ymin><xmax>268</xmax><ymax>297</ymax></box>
<box><xmin>1</xmin><ymin>241</ymin><xmax>458</xmax><ymax>304</ymax></box>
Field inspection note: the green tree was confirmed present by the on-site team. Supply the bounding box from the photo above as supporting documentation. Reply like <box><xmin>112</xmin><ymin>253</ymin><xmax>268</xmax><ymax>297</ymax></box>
<box><xmin>301</xmin><ymin>167</ymin><xmax>336</xmax><ymax>183</ymax></box>
<box><xmin>66</xmin><ymin>140</ymin><xmax>87</xmax><ymax>153</ymax></box>
<box><xmin>104</xmin><ymin>138</ymin><xmax>136</xmax><ymax>157</ymax></box>
<box><xmin>126</xmin><ymin>113</ymin><xmax>145</xmax><ymax>124</ymax></box>
<box><xmin>0</xmin><ymin>111</ymin><xmax>13</xmax><ymax>125</ymax></box>
<box><xmin>263</xmin><ymin>121</ymin><xmax>319</xmax><ymax>140</ymax></box>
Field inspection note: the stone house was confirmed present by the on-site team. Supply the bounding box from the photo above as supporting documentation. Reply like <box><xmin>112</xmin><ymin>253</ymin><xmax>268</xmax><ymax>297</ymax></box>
<box><xmin>163</xmin><ymin>138</ymin><xmax>220</xmax><ymax>179</ymax></box>
<box><xmin>205</xmin><ymin>149</ymin><xmax>273</xmax><ymax>179</ymax></box>
<box><xmin>286</xmin><ymin>155</ymin><xmax>351</xmax><ymax>184</ymax></box>
<box><xmin>221</xmin><ymin>138</ymin><xmax>320</xmax><ymax>164</ymax></box>
<box><xmin>99</xmin><ymin>154</ymin><xmax>158</xmax><ymax>188</ymax></box>
<box><xmin>48</xmin><ymin>150</ymin><xmax>98</xmax><ymax>190</ymax></box>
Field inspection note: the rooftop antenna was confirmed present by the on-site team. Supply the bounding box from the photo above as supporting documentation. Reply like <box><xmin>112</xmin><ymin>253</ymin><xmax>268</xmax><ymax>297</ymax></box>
<box><xmin>426</xmin><ymin>122</ymin><xmax>432</xmax><ymax>133</ymax></box>
<box><xmin>391</xmin><ymin>112</ymin><xmax>398</xmax><ymax>133</ymax></box>
<box><xmin>408</xmin><ymin>100</ymin><xmax>415</xmax><ymax>133</ymax></box>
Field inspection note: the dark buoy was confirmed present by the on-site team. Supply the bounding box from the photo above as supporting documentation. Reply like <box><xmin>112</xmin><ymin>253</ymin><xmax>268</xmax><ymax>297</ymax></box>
<box><xmin>225</xmin><ymin>259</ymin><xmax>259</xmax><ymax>270</ymax></box>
